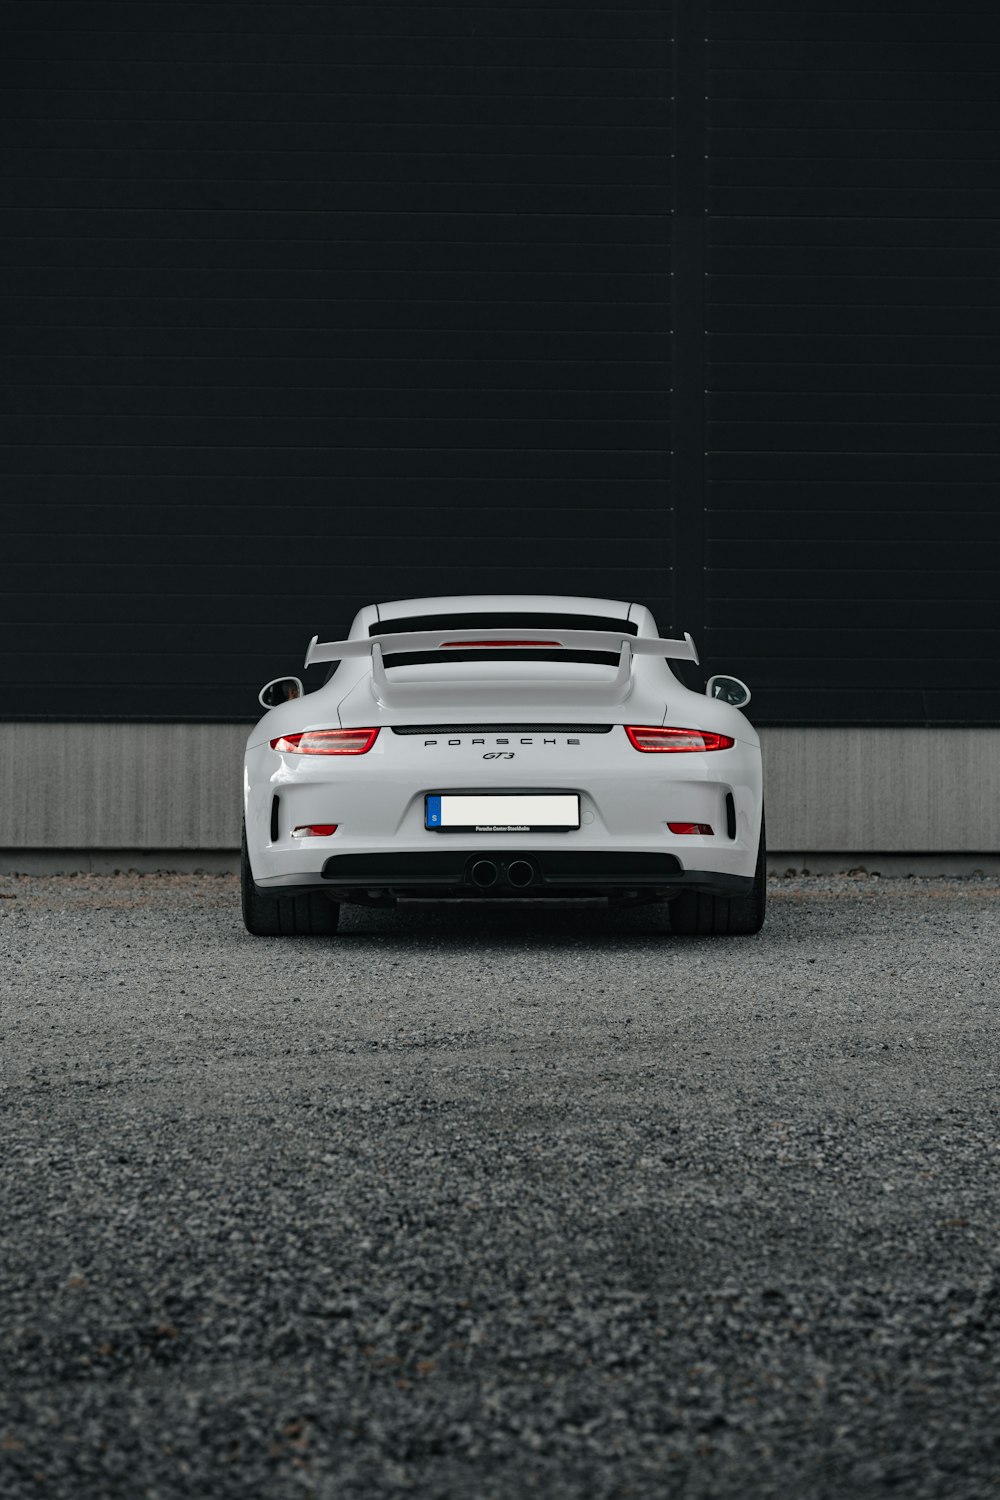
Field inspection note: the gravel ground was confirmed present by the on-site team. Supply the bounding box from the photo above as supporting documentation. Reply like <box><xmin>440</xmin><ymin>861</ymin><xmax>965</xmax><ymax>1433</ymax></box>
<box><xmin>0</xmin><ymin>873</ymin><xmax>997</xmax><ymax>1500</ymax></box>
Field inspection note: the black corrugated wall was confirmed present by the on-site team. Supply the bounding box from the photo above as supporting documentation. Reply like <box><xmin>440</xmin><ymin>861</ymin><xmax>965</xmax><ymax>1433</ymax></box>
<box><xmin>1</xmin><ymin>2</ymin><xmax>997</xmax><ymax>723</ymax></box>
<box><xmin>703</xmin><ymin>0</ymin><xmax>1000</xmax><ymax>724</ymax></box>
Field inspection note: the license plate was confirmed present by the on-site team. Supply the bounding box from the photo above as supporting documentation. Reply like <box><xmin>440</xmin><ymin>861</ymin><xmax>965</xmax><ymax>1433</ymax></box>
<box><xmin>425</xmin><ymin>793</ymin><xmax>580</xmax><ymax>833</ymax></box>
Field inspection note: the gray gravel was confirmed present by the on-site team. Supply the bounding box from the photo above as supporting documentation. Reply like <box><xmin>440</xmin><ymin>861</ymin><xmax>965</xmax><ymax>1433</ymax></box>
<box><xmin>0</xmin><ymin>873</ymin><xmax>997</xmax><ymax>1499</ymax></box>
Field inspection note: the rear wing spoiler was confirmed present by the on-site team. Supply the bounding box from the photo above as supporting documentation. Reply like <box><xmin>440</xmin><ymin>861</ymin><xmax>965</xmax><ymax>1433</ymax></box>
<box><xmin>304</xmin><ymin>628</ymin><xmax>699</xmax><ymax>705</ymax></box>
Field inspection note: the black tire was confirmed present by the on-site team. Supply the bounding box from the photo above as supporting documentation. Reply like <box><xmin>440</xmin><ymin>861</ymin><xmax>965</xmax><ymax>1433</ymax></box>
<box><xmin>241</xmin><ymin>823</ymin><xmax>341</xmax><ymax>936</ymax></box>
<box><xmin>669</xmin><ymin>813</ymin><xmax>767</xmax><ymax>937</ymax></box>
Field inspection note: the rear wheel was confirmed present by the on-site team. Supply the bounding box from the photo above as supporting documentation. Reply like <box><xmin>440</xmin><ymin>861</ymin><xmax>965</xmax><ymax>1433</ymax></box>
<box><xmin>241</xmin><ymin>822</ymin><xmax>341</xmax><ymax>936</ymax></box>
<box><xmin>669</xmin><ymin>814</ymin><xmax>766</xmax><ymax>937</ymax></box>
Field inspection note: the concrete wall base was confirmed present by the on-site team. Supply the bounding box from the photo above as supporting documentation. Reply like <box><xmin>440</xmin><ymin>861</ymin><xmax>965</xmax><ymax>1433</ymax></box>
<box><xmin>0</xmin><ymin>849</ymin><xmax>241</xmax><ymax>875</ymax></box>
<box><xmin>2</xmin><ymin>723</ymin><xmax>998</xmax><ymax>855</ymax></box>
<box><xmin>766</xmin><ymin>853</ymin><xmax>1000</xmax><ymax>877</ymax></box>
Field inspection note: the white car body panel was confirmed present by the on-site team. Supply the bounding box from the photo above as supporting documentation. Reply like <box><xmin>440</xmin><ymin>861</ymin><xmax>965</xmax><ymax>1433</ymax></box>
<box><xmin>244</xmin><ymin>595</ymin><xmax>763</xmax><ymax>896</ymax></box>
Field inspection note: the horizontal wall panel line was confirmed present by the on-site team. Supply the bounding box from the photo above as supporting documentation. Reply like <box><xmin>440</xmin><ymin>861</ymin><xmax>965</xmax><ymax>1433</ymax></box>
<box><xmin>4</xmin><ymin>564</ymin><xmax>676</xmax><ymax>573</ymax></box>
<box><xmin>708</xmin><ymin>273</ymin><xmax>1000</xmax><ymax>282</ymax></box>
<box><xmin>0</xmin><ymin>444</ymin><xmax>672</xmax><ymax>453</ymax></box>
<box><xmin>0</xmin><ymin>119</ymin><xmax>674</xmax><ymax>131</ymax></box>
<box><xmin>707</xmin><ymin>572</ymin><xmax>1000</xmax><ymax>579</ymax></box>
<box><xmin>3</xmin><ymin>31</ymin><xmax>674</xmax><ymax>41</ymax></box>
<box><xmin>0</xmin><ymin>354</ymin><xmax>673</xmax><ymax>363</ymax></box>
<box><xmin>0</xmin><ymin>295</ymin><xmax>673</xmax><ymax>305</ymax></box>
<box><xmin>708</xmin><ymin>509</ymin><xmax>990</xmax><ymax>517</ymax></box>
<box><xmin>0</xmin><ymin>82</ymin><xmax>672</xmax><ymax>97</ymax></box>
<box><xmin>708</xmin><ymin>300</ymin><xmax>1000</xmax><ymax>308</ymax></box>
<box><xmin>0</xmin><ymin>480</ymin><xmax>667</xmax><ymax>491</ymax></box>
<box><xmin>707</xmin><ymin>209</ymin><xmax>1000</xmax><ymax>217</ymax></box>
<box><xmin>6</xmin><ymin>41</ymin><xmax>671</xmax><ymax>55</ymax></box>
<box><xmin>710</xmin><ymin>154</ymin><xmax>1000</xmax><ymax>163</ymax></box>
<box><xmin>0</xmin><ymin>207</ymin><xmax>673</xmax><ymax>218</ymax></box>
<box><xmin>0</xmin><ymin>147</ymin><xmax>675</xmax><ymax>159</ymax></box>
<box><xmin>0</xmin><ymin>414</ymin><xmax>670</xmax><ymax>425</ymax></box>
<box><xmin>708</xmin><ymin>362</ymin><xmax>1000</xmax><ymax>368</ymax></box>
<box><xmin>1</xmin><ymin>383</ymin><xmax>671</xmax><ymax>392</ymax></box>
<box><xmin>0</xmin><ymin>175</ymin><xmax>674</xmax><ymax>188</ymax></box>
<box><xmin>708</xmin><ymin>478</ymin><xmax>1000</xmax><ymax>485</ymax></box>
<box><xmin>2</xmin><ymin>32</ymin><xmax>673</xmax><ymax>45</ymax></box>
<box><xmin>0</xmin><ymin>60</ymin><xmax>673</xmax><ymax>72</ymax></box>
<box><xmin>0</xmin><ymin>474</ymin><xmax>672</xmax><ymax>482</ymax></box>
<box><xmin>704</xmin><ymin>447</ymin><xmax>1000</xmax><ymax>455</ymax></box>
<box><xmin>4</xmin><ymin>531</ymin><xmax>668</xmax><ymax>542</ymax></box>
<box><xmin>0</xmin><ymin>268</ymin><xmax>675</xmax><ymax>278</ymax></box>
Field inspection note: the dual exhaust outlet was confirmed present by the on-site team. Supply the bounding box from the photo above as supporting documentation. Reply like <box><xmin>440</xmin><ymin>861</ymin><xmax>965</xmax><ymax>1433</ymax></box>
<box><xmin>469</xmin><ymin>857</ymin><xmax>536</xmax><ymax>891</ymax></box>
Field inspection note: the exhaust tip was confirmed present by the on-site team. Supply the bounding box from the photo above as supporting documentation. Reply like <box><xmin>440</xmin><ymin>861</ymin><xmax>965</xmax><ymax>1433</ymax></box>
<box><xmin>506</xmin><ymin>859</ymin><xmax>535</xmax><ymax>889</ymax></box>
<box><xmin>470</xmin><ymin>858</ymin><xmax>500</xmax><ymax>890</ymax></box>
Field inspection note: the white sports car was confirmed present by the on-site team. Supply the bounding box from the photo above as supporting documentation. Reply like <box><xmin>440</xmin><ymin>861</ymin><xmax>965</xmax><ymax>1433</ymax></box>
<box><xmin>242</xmin><ymin>595</ymin><xmax>765</xmax><ymax>937</ymax></box>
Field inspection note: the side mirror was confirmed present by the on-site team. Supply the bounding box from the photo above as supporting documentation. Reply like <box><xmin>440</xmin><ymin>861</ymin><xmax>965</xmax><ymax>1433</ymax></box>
<box><xmin>706</xmin><ymin>674</ymin><xmax>751</xmax><ymax>709</ymax></box>
<box><xmin>258</xmin><ymin>676</ymin><xmax>304</xmax><ymax>709</ymax></box>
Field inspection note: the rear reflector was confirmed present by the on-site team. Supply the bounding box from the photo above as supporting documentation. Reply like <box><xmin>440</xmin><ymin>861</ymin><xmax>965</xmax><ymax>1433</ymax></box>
<box><xmin>291</xmin><ymin>824</ymin><xmax>338</xmax><ymax>838</ymax></box>
<box><xmin>626</xmin><ymin>726</ymin><xmax>735</xmax><ymax>752</ymax></box>
<box><xmin>667</xmin><ymin>822</ymin><xmax>714</xmax><ymax>836</ymax></box>
<box><xmin>270</xmin><ymin>728</ymin><xmax>379</xmax><ymax>754</ymax></box>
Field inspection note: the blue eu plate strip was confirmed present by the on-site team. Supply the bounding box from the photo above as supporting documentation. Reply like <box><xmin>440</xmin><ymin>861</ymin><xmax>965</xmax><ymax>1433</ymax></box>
<box><xmin>425</xmin><ymin>795</ymin><xmax>442</xmax><ymax>828</ymax></box>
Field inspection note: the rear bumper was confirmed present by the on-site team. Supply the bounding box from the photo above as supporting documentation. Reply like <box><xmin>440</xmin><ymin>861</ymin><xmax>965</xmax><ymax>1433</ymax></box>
<box><xmin>245</xmin><ymin>727</ymin><xmax>763</xmax><ymax>885</ymax></box>
<box><xmin>305</xmin><ymin>849</ymin><xmax>753</xmax><ymax>899</ymax></box>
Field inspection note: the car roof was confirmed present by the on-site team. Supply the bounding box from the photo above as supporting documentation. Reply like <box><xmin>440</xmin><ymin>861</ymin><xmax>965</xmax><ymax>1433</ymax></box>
<box><xmin>375</xmin><ymin>594</ymin><xmax>633</xmax><ymax>621</ymax></box>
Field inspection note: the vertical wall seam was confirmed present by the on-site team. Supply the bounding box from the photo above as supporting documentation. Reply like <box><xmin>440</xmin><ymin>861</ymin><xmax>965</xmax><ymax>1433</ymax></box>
<box><xmin>671</xmin><ymin>0</ymin><xmax>708</xmax><ymax>682</ymax></box>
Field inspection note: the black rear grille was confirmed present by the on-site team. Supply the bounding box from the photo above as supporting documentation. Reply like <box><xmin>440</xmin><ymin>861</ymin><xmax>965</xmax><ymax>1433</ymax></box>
<box><xmin>382</xmin><ymin>649</ymin><xmax>620</xmax><ymax>668</ymax></box>
<box><xmin>321</xmin><ymin>850</ymin><xmax>682</xmax><ymax>887</ymax></box>
<box><xmin>390</xmin><ymin>724</ymin><xmax>613</xmax><ymax>735</ymax></box>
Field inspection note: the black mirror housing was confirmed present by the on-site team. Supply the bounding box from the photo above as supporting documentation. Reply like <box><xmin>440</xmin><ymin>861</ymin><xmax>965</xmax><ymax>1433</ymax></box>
<box><xmin>705</xmin><ymin>674</ymin><xmax>751</xmax><ymax>709</ymax></box>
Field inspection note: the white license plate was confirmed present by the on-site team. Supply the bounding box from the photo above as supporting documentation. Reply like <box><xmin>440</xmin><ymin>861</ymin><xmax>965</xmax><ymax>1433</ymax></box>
<box><xmin>425</xmin><ymin>793</ymin><xmax>580</xmax><ymax>832</ymax></box>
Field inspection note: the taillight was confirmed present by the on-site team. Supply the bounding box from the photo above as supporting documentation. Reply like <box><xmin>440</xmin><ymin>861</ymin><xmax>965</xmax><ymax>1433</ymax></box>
<box><xmin>441</xmin><ymin>640</ymin><xmax>561</xmax><ymax>648</ymax></box>
<box><xmin>668</xmin><ymin>822</ymin><xmax>714</xmax><ymax>835</ymax></box>
<box><xmin>270</xmin><ymin>728</ymin><xmax>379</xmax><ymax>754</ymax></box>
<box><xmin>625</xmin><ymin>726</ymin><xmax>735</xmax><ymax>752</ymax></box>
<box><xmin>291</xmin><ymin>824</ymin><xmax>338</xmax><ymax>838</ymax></box>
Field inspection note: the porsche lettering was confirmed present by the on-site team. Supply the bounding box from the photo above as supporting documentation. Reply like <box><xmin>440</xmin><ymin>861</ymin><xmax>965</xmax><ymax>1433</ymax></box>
<box><xmin>420</xmin><ymin>737</ymin><xmax>581</xmax><ymax>747</ymax></box>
